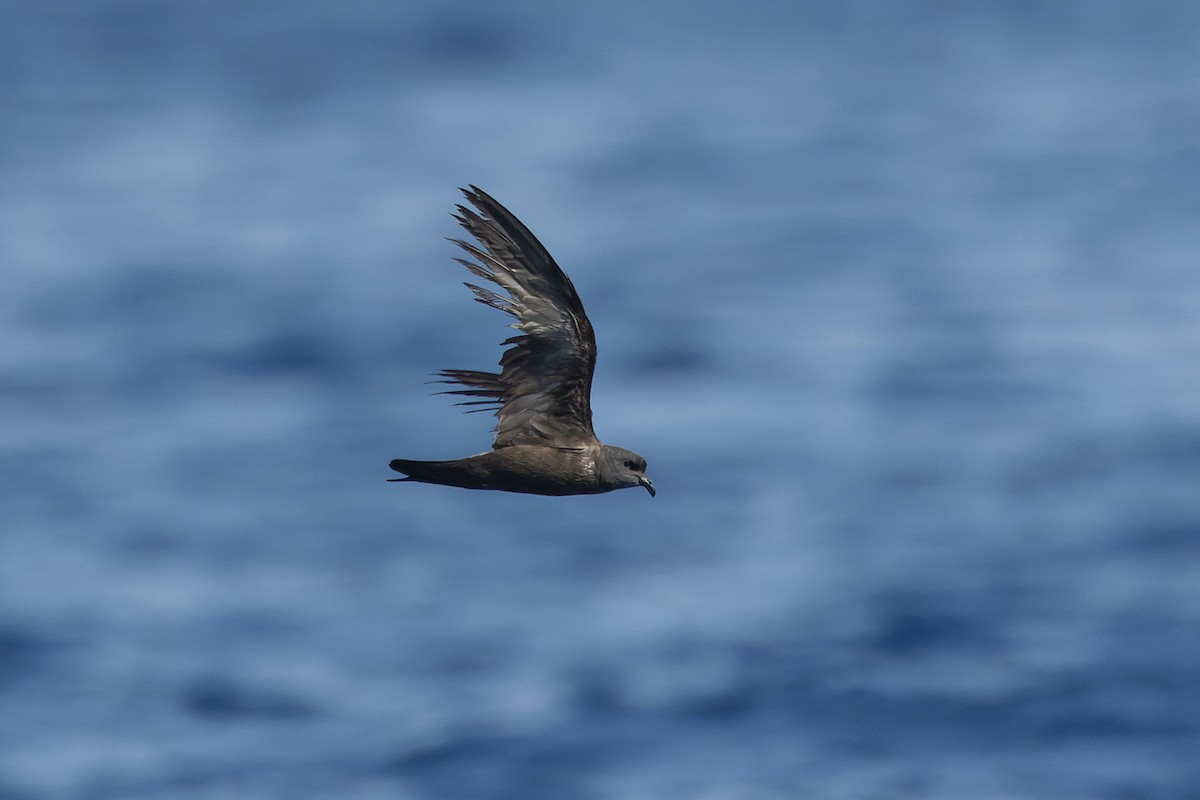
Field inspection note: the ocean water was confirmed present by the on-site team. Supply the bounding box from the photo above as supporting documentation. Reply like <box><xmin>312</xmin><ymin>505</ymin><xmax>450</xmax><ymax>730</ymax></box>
<box><xmin>2</xmin><ymin>2</ymin><xmax>1199</xmax><ymax>798</ymax></box>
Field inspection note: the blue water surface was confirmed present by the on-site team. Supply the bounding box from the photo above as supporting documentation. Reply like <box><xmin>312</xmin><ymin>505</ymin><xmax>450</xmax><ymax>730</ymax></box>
<box><xmin>2</xmin><ymin>2</ymin><xmax>1199</xmax><ymax>798</ymax></box>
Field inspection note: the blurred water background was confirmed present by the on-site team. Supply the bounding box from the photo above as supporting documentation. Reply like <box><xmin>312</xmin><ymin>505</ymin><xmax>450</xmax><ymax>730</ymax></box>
<box><xmin>3</xmin><ymin>1</ymin><xmax>1199</xmax><ymax>798</ymax></box>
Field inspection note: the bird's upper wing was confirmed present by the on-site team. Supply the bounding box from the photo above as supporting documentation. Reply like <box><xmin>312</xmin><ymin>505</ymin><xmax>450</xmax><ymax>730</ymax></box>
<box><xmin>436</xmin><ymin>186</ymin><xmax>598</xmax><ymax>449</ymax></box>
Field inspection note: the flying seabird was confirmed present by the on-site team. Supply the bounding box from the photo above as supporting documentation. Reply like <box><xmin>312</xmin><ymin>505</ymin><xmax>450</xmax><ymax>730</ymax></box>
<box><xmin>388</xmin><ymin>187</ymin><xmax>655</xmax><ymax>497</ymax></box>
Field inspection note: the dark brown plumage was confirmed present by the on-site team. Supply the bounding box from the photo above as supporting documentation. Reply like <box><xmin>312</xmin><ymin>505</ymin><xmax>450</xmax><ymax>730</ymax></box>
<box><xmin>388</xmin><ymin>187</ymin><xmax>654</xmax><ymax>497</ymax></box>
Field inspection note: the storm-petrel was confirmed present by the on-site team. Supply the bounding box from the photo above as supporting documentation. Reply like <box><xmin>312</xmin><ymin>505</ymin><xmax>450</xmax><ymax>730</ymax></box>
<box><xmin>388</xmin><ymin>187</ymin><xmax>654</xmax><ymax>497</ymax></box>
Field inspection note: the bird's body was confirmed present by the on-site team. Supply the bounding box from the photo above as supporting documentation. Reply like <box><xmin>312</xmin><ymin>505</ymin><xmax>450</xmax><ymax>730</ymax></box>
<box><xmin>390</xmin><ymin>444</ymin><xmax>645</xmax><ymax>496</ymax></box>
<box><xmin>389</xmin><ymin>187</ymin><xmax>654</xmax><ymax>497</ymax></box>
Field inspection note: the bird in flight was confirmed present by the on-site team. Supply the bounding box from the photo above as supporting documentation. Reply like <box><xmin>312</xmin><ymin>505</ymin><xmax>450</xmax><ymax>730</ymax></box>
<box><xmin>388</xmin><ymin>187</ymin><xmax>655</xmax><ymax>497</ymax></box>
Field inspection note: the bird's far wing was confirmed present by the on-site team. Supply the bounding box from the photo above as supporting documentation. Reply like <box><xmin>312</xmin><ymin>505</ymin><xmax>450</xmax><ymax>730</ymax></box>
<box><xmin>436</xmin><ymin>186</ymin><xmax>598</xmax><ymax>449</ymax></box>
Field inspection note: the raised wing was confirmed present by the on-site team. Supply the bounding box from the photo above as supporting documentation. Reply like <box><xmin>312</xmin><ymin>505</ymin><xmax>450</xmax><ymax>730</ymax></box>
<box><xmin>436</xmin><ymin>186</ymin><xmax>598</xmax><ymax>449</ymax></box>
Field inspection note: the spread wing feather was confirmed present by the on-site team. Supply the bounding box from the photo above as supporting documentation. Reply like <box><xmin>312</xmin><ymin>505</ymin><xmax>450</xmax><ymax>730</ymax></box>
<box><xmin>434</xmin><ymin>186</ymin><xmax>598</xmax><ymax>449</ymax></box>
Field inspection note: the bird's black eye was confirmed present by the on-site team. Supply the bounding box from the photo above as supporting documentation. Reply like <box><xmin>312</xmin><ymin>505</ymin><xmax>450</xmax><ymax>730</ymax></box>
<box><xmin>623</xmin><ymin>460</ymin><xmax>634</xmax><ymax>469</ymax></box>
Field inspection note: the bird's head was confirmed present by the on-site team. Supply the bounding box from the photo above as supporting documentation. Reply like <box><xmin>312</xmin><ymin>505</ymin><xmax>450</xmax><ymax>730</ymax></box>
<box><xmin>599</xmin><ymin>446</ymin><xmax>655</xmax><ymax>497</ymax></box>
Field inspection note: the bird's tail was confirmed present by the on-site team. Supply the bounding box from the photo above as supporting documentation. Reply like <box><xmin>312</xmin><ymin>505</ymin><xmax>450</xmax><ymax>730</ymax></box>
<box><xmin>387</xmin><ymin>457</ymin><xmax>487</xmax><ymax>489</ymax></box>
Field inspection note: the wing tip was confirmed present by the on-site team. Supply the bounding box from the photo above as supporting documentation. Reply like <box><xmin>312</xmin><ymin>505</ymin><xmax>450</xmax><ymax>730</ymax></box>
<box><xmin>459</xmin><ymin>185</ymin><xmax>490</xmax><ymax>210</ymax></box>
